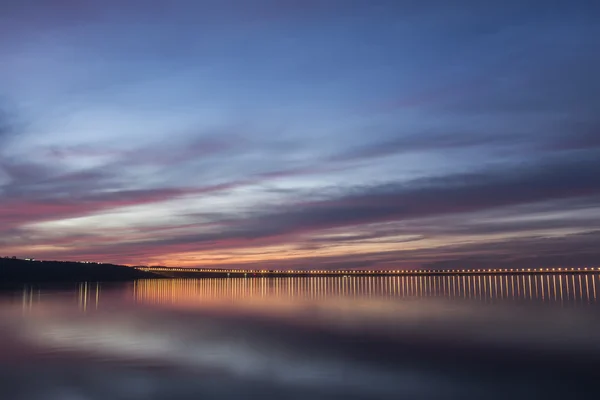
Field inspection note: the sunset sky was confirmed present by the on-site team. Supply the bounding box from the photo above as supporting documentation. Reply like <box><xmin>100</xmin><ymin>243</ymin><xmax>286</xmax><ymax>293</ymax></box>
<box><xmin>1</xmin><ymin>0</ymin><xmax>599</xmax><ymax>270</ymax></box>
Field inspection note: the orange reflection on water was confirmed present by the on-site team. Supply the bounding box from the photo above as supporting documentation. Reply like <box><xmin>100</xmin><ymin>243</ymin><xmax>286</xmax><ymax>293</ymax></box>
<box><xmin>13</xmin><ymin>274</ymin><xmax>600</xmax><ymax>319</ymax></box>
<box><xmin>128</xmin><ymin>274</ymin><xmax>600</xmax><ymax>310</ymax></box>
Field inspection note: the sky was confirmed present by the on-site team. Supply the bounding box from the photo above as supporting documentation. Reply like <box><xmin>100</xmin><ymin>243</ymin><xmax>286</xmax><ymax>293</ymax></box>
<box><xmin>1</xmin><ymin>0</ymin><xmax>599</xmax><ymax>270</ymax></box>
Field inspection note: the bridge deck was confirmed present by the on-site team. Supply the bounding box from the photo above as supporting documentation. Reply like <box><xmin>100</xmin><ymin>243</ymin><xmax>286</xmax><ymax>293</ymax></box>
<box><xmin>136</xmin><ymin>267</ymin><xmax>600</xmax><ymax>277</ymax></box>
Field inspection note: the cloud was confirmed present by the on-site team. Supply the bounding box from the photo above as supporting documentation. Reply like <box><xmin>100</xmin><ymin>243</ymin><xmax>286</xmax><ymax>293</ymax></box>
<box><xmin>544</xmin><ymin>122</ymin><xmax>600</xmax><ymax>152</ymax></box>
<box><xmin>0</xmin><ymin>148</ymin><xmax>343</xmax><ymax>238</ymax></box>
<box><xmin>330</xmin><ymin>131</ymin><xmax>524</xmax><ymax>162</ymax></box>
<box><xmin>24</xmin><ymin>151</ymin><xmax>599</xmax><ymax>266</ymax></box>
<box><xmin>0</xmin><ymin>100</ymin><xmax>18</xmax><ymax>145</ymax></box>
<box><xmin>420</xmin><ymin>230</ymin><xmax>600</xmax><ymax>270</ymax></box>
<box><xmin>0</xmin><ymin>111</ymin><xmax>8</xmax><ymax>139</ymax></box>
<box><xmin>42</xmin><ymin>132</ymin><xmax>243</xmax><ymax>165</ymax></box>
<box><xmin>238</xmin><ymin>153</ymin><xmax>600</xmax><ymax>237</ymax></box>
<box><xmin>0</xmin><ymin>184</ymin><xmax>236</xmax><ymax>232</ymax></box>
<box><xmin>2</xmin><ymin>0</ymin><xmax>599</xmax><ymax>269</ymax></box>
<box><xmin>200</xmin><ymin>230</ymin><xmax>600</xmax><ymax>271</ymax></box>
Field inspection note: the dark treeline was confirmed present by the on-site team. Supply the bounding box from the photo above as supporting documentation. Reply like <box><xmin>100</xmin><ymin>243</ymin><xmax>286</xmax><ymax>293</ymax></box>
<box><xmin>0</xmin><ymin>258</ymin><xmax>158</xmax><ymax>284</ymax></box>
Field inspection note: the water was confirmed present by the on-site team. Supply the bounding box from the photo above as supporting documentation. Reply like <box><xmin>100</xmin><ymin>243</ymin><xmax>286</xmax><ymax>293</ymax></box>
<box><xmin>1</xmin><ymin>274</ymin><xmax>599</xmax><ymax>399</ymax></box>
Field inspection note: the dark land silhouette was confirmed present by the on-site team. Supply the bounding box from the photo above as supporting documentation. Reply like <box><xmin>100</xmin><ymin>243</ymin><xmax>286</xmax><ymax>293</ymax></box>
<box><xmin>0</xmin><ymin>258</ymin><xmax>158</xmax><ymax>284</ymax></box>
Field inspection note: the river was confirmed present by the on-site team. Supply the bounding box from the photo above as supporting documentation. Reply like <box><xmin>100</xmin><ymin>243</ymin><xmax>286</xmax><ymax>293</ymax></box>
<box><xmin>1</xmin><ymin>274</ymin><xmax>599</xmax><ymax>399</ymax></box>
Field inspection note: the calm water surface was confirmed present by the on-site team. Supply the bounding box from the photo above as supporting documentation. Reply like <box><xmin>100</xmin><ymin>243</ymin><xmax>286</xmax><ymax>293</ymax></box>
<box><xmin>1</xmin><ymin>275</ymin><xmax>599</xmax><ymax>400</ymax></box>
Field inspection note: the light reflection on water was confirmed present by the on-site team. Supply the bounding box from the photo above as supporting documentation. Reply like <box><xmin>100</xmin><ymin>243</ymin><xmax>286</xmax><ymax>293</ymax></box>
<box><xmin>2</xmin><ymin>275</ymin><xmax>600</xmax><ymax>400</ymax></box>
<box><xmin>130</xmin><ymin>274</ymin><xmax>600</xmax><ymax>306</ymax></box>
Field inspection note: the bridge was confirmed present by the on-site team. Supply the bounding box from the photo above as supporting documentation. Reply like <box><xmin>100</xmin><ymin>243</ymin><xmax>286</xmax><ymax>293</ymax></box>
<box><xmin>135</xmin><ymin>266</ymin><xmax>600</xmax><ymax>278</ymax></box>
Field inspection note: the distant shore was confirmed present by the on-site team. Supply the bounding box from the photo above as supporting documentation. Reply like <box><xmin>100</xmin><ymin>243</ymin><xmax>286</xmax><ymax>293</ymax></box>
<box><xmin>0</xmin><ymin>258</ymin><xmax>159</xmax><ymax>284</ymax></box>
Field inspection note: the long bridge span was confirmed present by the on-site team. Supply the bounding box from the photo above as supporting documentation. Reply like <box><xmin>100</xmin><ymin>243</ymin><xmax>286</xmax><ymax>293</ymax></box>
<box><xmin>136</xmin><ymin>266</ymin><xmax>600</xmax><ymax>278</ymax></box>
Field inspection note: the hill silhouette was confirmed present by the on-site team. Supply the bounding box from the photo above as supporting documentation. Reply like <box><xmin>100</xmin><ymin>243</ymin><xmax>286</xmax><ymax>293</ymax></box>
<box><xmin>0</xmin><ymin>258</ymin><xmax>158</xmax><ymax>284</ymax></box>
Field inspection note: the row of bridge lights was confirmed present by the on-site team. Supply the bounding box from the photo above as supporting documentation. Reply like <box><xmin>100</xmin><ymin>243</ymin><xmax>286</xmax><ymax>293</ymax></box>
<box><xmin>141</xmin><ymin>267</ymin><xmax>600</xmax><ymax>273</ymax></box>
